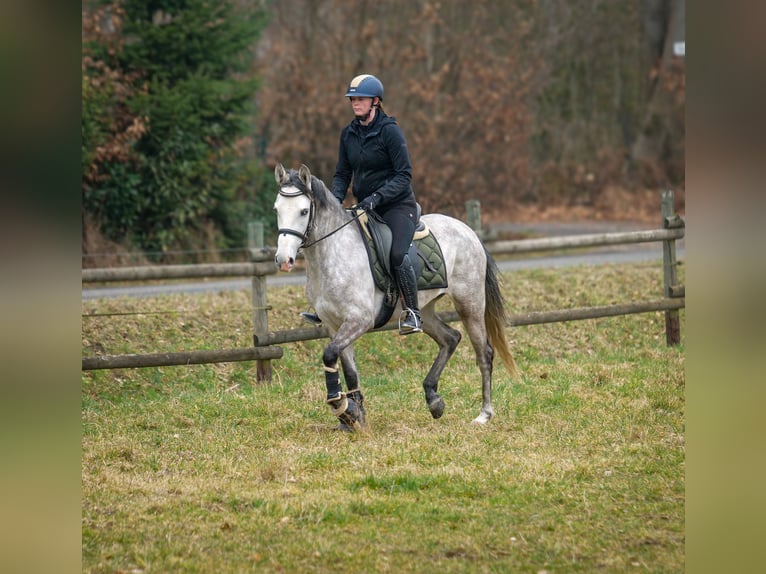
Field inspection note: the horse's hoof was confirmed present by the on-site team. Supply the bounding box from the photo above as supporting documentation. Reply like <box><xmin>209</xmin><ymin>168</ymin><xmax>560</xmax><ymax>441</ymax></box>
<box><xmin>334</xmin><ymin>421</ymin><xmax>356</xmax><ymax>433</ymax></box>
<box><xmin>428</xmin><ymin>397</ymin><xmax>445</xmax><ymax>419</ymax></box>
<box><xmin>354</xmin><ymin>400</ymin><xmax>366</xmax><ymax>427</ymax></box>
<box><xmin>355</xmin><ymin>406</ymin><xmax>366</xmax><ymax>427</ymax></box>
<box><xmin>471</xmin><ymin>413</ymin><xmax>491</xmax><ymax>425</ymax></box>
<box><xmin>335</xmin><ymin>412</ymin><xmax>363</xmax><ymax>432</ymax></box>
<box><xmin>328</xmin><ymin>393</ymin><xmax>364</xmax><ymax>432</ymax></box>
<box><xmin>340</xmin><ymin>399</ymin><xmax>364</xmax><ymax>431</ymax></box>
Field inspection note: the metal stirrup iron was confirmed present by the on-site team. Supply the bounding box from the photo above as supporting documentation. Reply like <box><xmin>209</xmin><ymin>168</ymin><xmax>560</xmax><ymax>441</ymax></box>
<box><xmin>398</xmin><ymin>308</ymin><xmax>422</xmax><ymax>334</ymax></box>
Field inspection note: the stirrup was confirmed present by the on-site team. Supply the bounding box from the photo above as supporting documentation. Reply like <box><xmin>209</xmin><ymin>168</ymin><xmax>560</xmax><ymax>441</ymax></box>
<box><xmin>300</xmin><ymin>311</ymin><xmax>322</xmax><ymax>326</ymax></box>
<box><xmin>398</xmin><ymin>309</ymin><xmax>422</xmax><ymax>335</ymax></box>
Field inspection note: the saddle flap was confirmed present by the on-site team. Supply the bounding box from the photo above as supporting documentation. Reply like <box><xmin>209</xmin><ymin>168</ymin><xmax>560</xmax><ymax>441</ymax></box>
<box><xmin>359</xmin><ymin>210</ymin><xmax>393</xmax><ymax>277</ymax></box>
<box><xmin>356</xmin><ymin>210</ymin><xmax>447</xmax><ymax>294</ymax></box>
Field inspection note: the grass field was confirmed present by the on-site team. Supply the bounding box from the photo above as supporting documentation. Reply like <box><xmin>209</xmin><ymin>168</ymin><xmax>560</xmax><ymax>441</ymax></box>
<box><xmin>82</xmin><ymin>262</ymin><xmax>685</xmax><ymax>573</ymax></box>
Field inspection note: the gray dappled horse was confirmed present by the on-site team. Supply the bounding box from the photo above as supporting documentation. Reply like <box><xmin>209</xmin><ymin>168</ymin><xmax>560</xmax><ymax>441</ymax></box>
<box><xmin>273</xmin><ymin>163</ymin><xmax>519</xmax><ymax>431</ymax></box>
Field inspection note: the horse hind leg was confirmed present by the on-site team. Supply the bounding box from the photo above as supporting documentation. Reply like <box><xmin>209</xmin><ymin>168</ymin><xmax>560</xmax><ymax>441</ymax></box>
<box><xmin>472</xmin><ymin>345</ymin><xmax>494</xmax><ymax>425</ymax></box>
<box><xmin>420</xmin><ymin>305</ymin><xmax>462</xmax><ymax>419</ymax></box>
<box><xmin>460</xmin><ymin>313</ymin><xmax>495</xmax><ymax>425</ymax></box>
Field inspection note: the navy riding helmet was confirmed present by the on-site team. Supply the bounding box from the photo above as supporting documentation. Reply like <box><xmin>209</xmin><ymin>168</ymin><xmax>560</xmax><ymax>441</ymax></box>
<box><xmin>344</xmin><ymin>74</ymin><xmax>384</xmax><ymax>101</ymax></box>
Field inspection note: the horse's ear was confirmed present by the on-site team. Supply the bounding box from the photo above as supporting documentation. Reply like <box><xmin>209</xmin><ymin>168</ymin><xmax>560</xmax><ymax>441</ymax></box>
<box><xmin>298</xmin><ymin>164</ymin><xmax>312</xmax><ymax>192</ymax></box>
<box><xmin>274</xmin><ymin>163</ymin><xmax>288</xmax><ymax>185</ymax></box>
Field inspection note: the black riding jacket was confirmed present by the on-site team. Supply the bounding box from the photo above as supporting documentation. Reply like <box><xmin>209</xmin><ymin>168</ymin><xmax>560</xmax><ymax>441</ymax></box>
<box><xmin>331</xmin><ymin>109</ymin><xmax>415</xmax><ymax>210</ymax></box>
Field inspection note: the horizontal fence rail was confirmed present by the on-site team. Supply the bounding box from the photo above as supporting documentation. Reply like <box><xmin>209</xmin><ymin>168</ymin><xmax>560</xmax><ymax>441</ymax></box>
<box><xmin>82</xmin><ymin>345</ymin><xmax>283</xmax><ymax>371</ymax></box>
<box><xmin>82</xmin><ymin>229</ymin><xmax>682</xmax><ymax>283</ymax></box>
<box><xmin>81</xmin><ymin>191</ymin><xmax>685</xmax><ymax>374</ymax></box>
<box><xmin>485</xmin><ymin>228</ymin><xmax>684</xmax><ymax>255</ymax></box>
<box><xmin>82</xmin><ymin>249</ymin><xmax>276</xmax><ymax>283</ymax></box>
<box><xmin>252</xmin><ymin>299</ymin><xmax>685</xmax><ymax>347</ymax></box>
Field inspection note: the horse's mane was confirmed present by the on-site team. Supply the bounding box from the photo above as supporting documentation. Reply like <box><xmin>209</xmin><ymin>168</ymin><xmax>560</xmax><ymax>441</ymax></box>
<box><xmin>285</xmin><ymin>169</ymin><xmax>346</xmax><ymax>216</ymax></box>
<box><xmin>310</xmin><ymin>175</ymin><xmax>337</xmax><ymax>211</ymax></box>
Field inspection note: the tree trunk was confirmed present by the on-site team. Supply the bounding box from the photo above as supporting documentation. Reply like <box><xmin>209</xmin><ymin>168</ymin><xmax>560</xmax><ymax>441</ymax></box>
<box><xmin>632</xmin><ymin>0</ymin><xmax>684</xmax><ymax>167</ymax></box>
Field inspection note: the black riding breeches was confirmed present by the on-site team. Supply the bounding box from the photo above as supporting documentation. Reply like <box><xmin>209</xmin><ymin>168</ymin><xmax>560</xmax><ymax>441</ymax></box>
<box><xmin>380</xmin><ymin>204</ymin><xmax>417</xmax><ymax>269</ymax></box>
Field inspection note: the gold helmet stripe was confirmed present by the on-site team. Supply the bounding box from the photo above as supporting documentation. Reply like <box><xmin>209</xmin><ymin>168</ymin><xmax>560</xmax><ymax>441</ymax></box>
<box><xmin>349</xmin><ymin>74</ymin><xmax>373</xmax><ymax>88</ymax></box>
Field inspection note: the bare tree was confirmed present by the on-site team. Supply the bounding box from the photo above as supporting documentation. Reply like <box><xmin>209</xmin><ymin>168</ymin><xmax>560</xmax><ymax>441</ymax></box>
<box><xmin>632</xmin><ymin>0</ymin><xmax>685</xmax><ymax>184</ymax></box>
<box><xmin>254</xmin><ymin>0</ymin><xmax>682</xmax><ymax>216</ymax></box>
<box><xmin>254</xmin><ymin>0</ymin><xmax>533</xmax><ymax>216</ymax></box>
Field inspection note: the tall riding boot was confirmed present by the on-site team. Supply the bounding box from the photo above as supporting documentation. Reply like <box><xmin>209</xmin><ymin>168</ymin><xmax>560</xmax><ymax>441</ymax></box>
<box><xmin>394</xmin><ymin>254</ymin><xmax>422</xmax><ymax>335</ymax></box>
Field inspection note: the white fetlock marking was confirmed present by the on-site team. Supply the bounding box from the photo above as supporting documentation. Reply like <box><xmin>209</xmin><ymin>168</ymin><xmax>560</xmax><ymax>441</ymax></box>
<box><xmin>323</xmin><ymin>364</ymin><xmax>338</xmax><ymax>373</ymax></box>
<box><xmin>471</xmin><ymin>412</ymin><xmax>491</xmax><ymax>425</ymax></box>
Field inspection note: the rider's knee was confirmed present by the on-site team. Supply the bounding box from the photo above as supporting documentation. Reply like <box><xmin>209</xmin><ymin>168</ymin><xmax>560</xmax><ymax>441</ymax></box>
<box><xmin>390</xmin><ymin>251</ymin><xmax>406</xmax><ymax>268</ymax></box>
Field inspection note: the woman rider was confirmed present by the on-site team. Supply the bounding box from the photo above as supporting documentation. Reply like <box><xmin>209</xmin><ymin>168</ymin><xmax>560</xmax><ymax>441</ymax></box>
<box><xmin>330</xmin><ymin>74</ymin><xmax>422</xmax><ymax>335</ymax></box>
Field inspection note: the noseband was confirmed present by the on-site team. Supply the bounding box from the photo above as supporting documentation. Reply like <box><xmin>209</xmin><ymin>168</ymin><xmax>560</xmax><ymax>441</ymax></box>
<box><xmin>277</xmin><ymin>186</ymin><xmax>363</xmax><ymax>249</ymax></box>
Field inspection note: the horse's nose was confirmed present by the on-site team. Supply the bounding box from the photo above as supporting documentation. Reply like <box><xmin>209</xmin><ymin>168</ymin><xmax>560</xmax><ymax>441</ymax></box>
<box><xmin>275</xmin><ymin>254</ymin><xmax>295</xmax><ymax>272</ymax></box>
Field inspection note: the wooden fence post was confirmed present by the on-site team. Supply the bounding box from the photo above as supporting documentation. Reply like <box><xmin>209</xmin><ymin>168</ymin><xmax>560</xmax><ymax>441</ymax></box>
<box><xmin>249</xmin><ymin>220</ymin><xmax>272</xmax><ymax>382</ymax></box>
<box><xmin>465</xmin><ymin>200</ymin><xmax>482</xmax><ymax>235</ymax></box>
<box><xmin>661</xmin><ymin>190</ymin><xmax>683</xmax><ymax>345</ymax></box>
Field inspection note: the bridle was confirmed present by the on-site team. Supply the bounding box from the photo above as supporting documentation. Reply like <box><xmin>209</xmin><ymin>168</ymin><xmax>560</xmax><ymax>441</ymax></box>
<box><xmin>276</xmin><ymin>186</ymin><xmax>313</xmax><ymax>244</ymax></box>
<box><xmin>277</xmin><ymin>187</ymin><xmax>363</xmax><ymax>249</ymax></box>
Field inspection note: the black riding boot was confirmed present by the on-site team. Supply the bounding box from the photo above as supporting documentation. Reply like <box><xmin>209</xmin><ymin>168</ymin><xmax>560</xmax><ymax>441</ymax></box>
<box><xmin>299</xmin><ymin>311</ymin><xmax>322</xmax><ymax>326</ymax></box>
<box><xmin>394</xmin><ymin>254</ymin><xmax>422</xmax><ymax>335</ymax></box>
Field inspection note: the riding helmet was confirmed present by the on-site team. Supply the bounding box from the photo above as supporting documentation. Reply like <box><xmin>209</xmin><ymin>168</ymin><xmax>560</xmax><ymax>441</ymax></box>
<box><xmin>344</xmin><ymin>74</ymin><xmax>384</xmax><ymax>101</ymax></box>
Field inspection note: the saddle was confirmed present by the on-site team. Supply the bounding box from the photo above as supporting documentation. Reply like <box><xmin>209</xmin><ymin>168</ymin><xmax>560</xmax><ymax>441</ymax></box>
<box><xmin>355</xmin><ymin>206</ymin><xmax>448</xmax><ymax>328</ymax></box>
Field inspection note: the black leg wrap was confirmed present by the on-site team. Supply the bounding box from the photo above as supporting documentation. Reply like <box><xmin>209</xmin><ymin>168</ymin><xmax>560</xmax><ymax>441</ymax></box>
<box><xmin>325</xmin><ymin>369</ymin><xmax>341</xmax><ymax>401</ymax></box>
<box><xmin>322</xmin><ymin>343</ymin><xmax>341</xmax><ymax>379</ymax></box>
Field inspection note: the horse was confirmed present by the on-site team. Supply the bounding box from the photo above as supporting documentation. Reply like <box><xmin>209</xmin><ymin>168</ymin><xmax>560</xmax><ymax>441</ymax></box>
<box><xmin>273</xmin><ymin>163</ymin><xmax>519</xmax><ymax>430</ymax></box>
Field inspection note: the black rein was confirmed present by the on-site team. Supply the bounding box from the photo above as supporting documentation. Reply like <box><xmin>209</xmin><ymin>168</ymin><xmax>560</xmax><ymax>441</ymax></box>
<box><xmin>278</xmin><ymin>187</ymin><xmax>363</xmax><ymax>249</ymax></box>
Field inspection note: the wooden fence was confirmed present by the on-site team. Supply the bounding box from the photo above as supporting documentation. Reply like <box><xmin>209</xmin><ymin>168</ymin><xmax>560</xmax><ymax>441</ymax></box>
<box><xmin>82</xmin><ymin>191</ymin><xmax>685</xmax><ymax>378</ymax></box>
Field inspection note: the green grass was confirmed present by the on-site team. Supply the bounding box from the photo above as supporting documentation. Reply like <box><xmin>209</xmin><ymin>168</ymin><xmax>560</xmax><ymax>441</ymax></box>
<box><xmin>82</xmin><ymin>262</ymin><xmax>685</xmax><ymax>573</ymax></box>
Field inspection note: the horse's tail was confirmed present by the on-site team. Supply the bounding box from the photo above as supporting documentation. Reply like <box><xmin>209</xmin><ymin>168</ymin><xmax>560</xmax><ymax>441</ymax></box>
<box><xmin>484</xmin><ymin>248</ymin><xmax>520</xmax><ymax>380</ymax></box>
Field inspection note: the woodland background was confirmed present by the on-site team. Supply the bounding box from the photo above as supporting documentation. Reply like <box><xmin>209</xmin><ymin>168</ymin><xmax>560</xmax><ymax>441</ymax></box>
<box><xmin>82</xmin><ymin>0</ymin><xmax>685</xmax><ymax>264</ymax></box>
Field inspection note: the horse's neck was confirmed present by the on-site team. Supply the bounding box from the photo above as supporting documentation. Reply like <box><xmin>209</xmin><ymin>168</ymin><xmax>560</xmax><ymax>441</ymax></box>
<box><xmin>302</xmin><ymin>205</ymin><xmax>379</xmax><ymax>316</ymax></box>
<box><xmin>304</xmin><ymin>209</ymin><xmax>367</xmax><ymax>280</ymax></box>
<box><xmin>307</xmin><ymin>206</ymin><xmax>350</xmax><ymax>246</ymax></box>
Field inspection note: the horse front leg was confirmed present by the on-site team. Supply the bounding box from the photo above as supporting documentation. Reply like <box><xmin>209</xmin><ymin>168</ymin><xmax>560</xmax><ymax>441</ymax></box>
<box><xmin>339</xmin><ymin>345</ymin><xmax>365</xmax><ymax>429</ymax></box>
<box><xmin>322</xmin><ymin>321</ymin><xmax>369</xmax><ymax>431</ymax></box>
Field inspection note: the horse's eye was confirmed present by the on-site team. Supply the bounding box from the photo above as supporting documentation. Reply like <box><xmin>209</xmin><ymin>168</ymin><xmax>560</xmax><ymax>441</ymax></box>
<box><xmin>301</xmin><ymin>208</ymin><xmax>310</xmax><ymax>216</ymax></box>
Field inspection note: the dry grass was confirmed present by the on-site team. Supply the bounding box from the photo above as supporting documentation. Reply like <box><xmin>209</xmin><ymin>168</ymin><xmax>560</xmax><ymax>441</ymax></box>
<box><xmin>82</xmin><ymin>262</ymin><xmax>685</xmax><ymax>573</ymax></box>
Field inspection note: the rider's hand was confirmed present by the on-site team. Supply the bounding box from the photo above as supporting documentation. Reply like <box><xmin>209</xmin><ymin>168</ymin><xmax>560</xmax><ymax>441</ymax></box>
<box><xmin>357</xmin><ymin>193</ymin><xmax>379</xmax><ymax>212</ymax></box>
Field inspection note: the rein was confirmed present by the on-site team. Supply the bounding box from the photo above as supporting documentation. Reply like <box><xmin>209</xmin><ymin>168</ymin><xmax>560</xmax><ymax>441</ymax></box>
<box><xmin>302</xmin><ymin>210</ymin><xmax>362</xmax><ymax>248</ymax></box>
<box><xmin>278</xmin><ymin>187</ymin><xmax>363</xmax><ymax>249</ymax></box>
